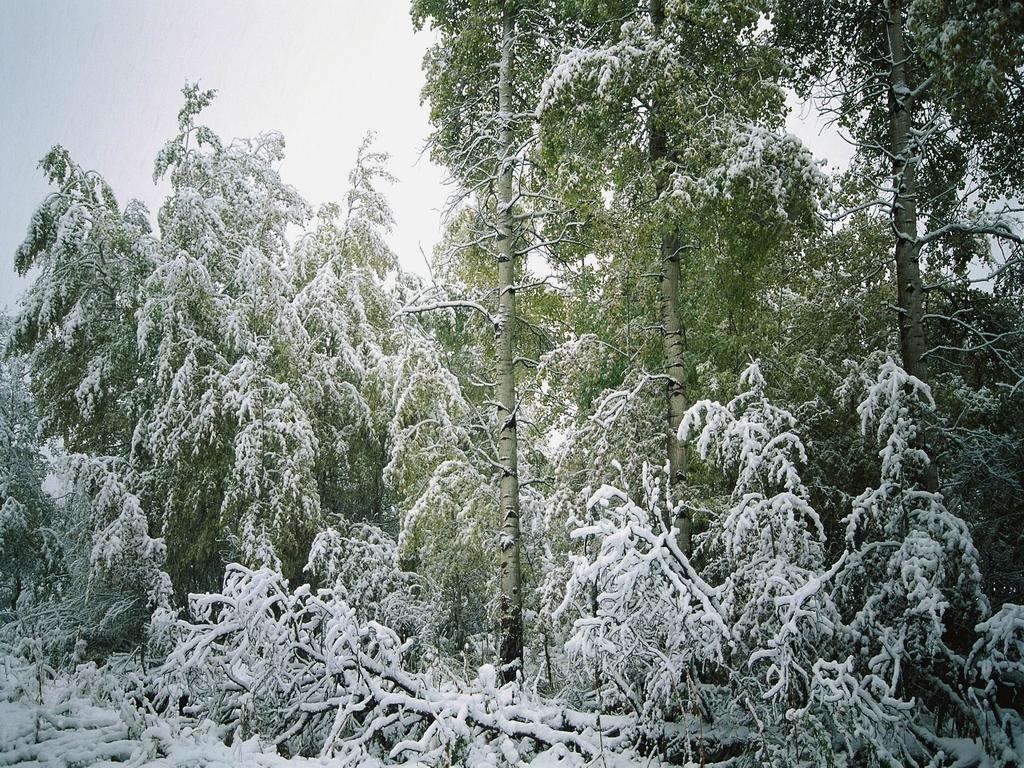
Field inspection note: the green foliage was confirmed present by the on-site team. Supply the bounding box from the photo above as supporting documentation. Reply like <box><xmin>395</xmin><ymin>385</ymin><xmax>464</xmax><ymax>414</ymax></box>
<box><xmin>0</xmin><ymin>320</ymin><xmax>58</xmax><ymax>613</ymax></box>
<box><xmin>3</xmin><ymin>6</ymin><xmax>1023</xmax><ymax>760</ymax></box>
<box><xmin>11</xmin><ymin>147</ymin><xmax>154</xmax><ymax>455</ymax></box>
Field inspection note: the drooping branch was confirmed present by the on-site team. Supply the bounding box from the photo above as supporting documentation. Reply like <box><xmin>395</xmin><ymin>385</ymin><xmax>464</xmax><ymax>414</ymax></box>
<box><xmin>397</xmin><ymin>300</ymin><xmax>497</xmax><ymax>327</ymax></box>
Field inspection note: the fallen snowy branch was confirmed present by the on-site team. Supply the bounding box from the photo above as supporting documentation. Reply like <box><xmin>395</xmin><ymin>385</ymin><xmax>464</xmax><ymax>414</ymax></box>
<box><xmin>152</xmin><ymin>563</ymin><xmax>631</xmax><ymax>764</ymax></box>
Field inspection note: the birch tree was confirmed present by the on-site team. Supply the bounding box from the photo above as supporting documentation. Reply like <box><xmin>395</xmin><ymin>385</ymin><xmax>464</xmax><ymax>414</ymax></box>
<box><xmin>773</xmin><ymin>0</ymin><xmax>1024</xmax><ymax>484</ymax></box>
<box><xmin>411</xmin><ymin>0</ymin><xmax>568</xmax><ymax>682</ymax></box>
<box><xmin>538</xmin><ymin>0</ymin><xmax>823</xmax><ymax>549</ymax></box>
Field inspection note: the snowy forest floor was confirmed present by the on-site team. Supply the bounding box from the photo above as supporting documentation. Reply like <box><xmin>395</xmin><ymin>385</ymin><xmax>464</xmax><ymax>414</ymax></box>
<box><xmin>0</xmin><ymin>649</ymin><xmax>636</xmax><ymax>768</ymax></box>
<box><xmin>0</xmin><ymin>651</ymin><xmax>345</xmax><ymax>768</ymax></box>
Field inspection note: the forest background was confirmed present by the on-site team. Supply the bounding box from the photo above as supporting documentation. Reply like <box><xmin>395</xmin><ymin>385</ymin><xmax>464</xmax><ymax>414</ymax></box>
<box><xmin>1</xmin><ymin>1</ymin><xmax>1022</xmax><ymax>766</ymax></box>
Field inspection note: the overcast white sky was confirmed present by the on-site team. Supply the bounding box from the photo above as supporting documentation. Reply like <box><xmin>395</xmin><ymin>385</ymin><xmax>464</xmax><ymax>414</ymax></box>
<box><xmin>0</xmin><ymin>1</ymin><xmax>851</xmax><ymax>311</ymax></box>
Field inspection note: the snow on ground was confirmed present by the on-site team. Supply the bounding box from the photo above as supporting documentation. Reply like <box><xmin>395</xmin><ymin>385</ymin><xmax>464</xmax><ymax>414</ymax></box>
<box><xmin>0</xmin><ymin>651</ymin><xmax>616</xmax><ymax>768</ymax></box>
<box><xmin>0</xmin><ymin>651</ymin><xmax>396</xmax><ymax>768</ymax></box>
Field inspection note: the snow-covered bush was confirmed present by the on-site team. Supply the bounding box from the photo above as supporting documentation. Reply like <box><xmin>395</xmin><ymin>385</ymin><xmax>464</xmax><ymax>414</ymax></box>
<box><xmin>156</xmin><ymin>564</ymin><xmax>394</xmax><ymax>756</ymax></box>
<box><xmin>555</xmin><ymin>360</ymin><xmax>1024</xmax><ymax>765</ymax></box>
<box><xmin>819</xmin><ymin>358</ymin><xmax>1017</xmax><ymax>763</ymax></box>
<box><xmin>0</xmin><ymin>327</ymin><xmax>57</xmax><ymax>616</ymax></box>
<box><xmin>553</xmin><ymin>465</ymin><xmax>725</xmax><ymax>744</ymax></box>
<box><xmin>535</xmin><ymin>353</ymin><xmax>671</xmax><ymax>690</ymax></box>
<box><xmin>552</xmin><ymin>363</ymin><xmax>835</xmax><ymax>762</ymax></box>
<box><xmin>153</xmin><ymin>549</ymin><xmax>611</xmax><ymax>765</ymax></box>
<box><xmin>9</xmin><ymin>454</ymin><xmax>172</xmax><ymax>661</ymax></box>
<box><xmin>306</xmin><ymin>521</ymin><xmax>433</xmax><ymax>645</ymax></box>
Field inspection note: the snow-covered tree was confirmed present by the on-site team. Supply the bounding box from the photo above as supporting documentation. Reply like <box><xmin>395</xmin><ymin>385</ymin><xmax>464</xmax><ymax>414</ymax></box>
<box><xmin>411</xmin><ymin>0</ymin><xmax>573</xmax><ymax>681</ymax></box>
<box><xmin>380</xmin><ymin>322</ymin><xmax>499</xmax><ymax>655</ymax></box>
<box><xmin>554</xmin><ymin>360</ymin><xmax>1022</xmax><ymax>764</ymax></box>
<box><xmin>538</xmin><ymin>0</ymin><xmax>825</xmax><ymax>552</ymax></box>
<box><xmin>0</xmin><ymin>318</ymin><xmax>57</xmax><ymax>613</ymax></box>
<box><xmin>288</xmin><ymin>136</ymin><xmax>400</xmax><ymax>532</ymax></box>
<box><xmin>774</xmin><ymin>0</ymin><xmax>1024</xmax><ymax>405</ymax></box>
<box><xmin>7</xmin><ymin>148</ymin><xmax>170</xmax><ymax>655</ymax></box>
<box><xmin>12</xmin><ymin>83</ymin><xmax>429</xmax><ymax>598</ymax></box>
<box><xmin>136</xmin><ymin>87</ymin><xmax>409</xmax><ymax>587</ymax></box>
<box><xmin>135</xmin><ymin>84</ymin><xmax>317</xmax><ymax>585</ymax></box>
<box><xmin>10</xmin><ymin>146</ymin><xmax>155</xmax><ymax>455</ymax></box>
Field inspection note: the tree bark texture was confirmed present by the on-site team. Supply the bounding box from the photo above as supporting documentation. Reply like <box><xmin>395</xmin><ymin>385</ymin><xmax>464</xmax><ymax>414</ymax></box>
<box><xmin>886</xmin><ymin>0</ymin><xmax>938</xmax><ymax>491</ymax></box>
<box><xmin>496</xmin><ymin>1</ymin><xmax>524</xmax><ymax>683</ymax></box>
<box><xmin>650</xmin><ymin>0</ymin><xmax>692</xmax><ymax>551</ymax></box>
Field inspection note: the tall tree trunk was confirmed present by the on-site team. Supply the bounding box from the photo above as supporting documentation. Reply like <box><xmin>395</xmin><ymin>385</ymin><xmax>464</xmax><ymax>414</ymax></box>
<box><xmin>886</xmin><ymin>0</ymin><xmax>938</xmax><ymax>491</ymax></box>
<box><xmin>660</xmin><ymin>228</ymin><xmax>691</xmax><ymax>549</ymax></box>
<box><xmin>496</xmin><ymin>2</ymin><xmax>523</xmax><ymax>683</ymax></box>
<box><xmin>887</xmin><ymin>0</ymin><xmax>927</xmax><ymax>386</ymax></box>
<box><xmin>650</xmin><ymin>0</ymin><xmax>691</xmax><ymax>551</ymax></box>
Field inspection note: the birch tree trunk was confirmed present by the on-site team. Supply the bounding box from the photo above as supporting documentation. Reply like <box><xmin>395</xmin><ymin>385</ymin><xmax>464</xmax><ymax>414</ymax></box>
<box><xmin>887</xmin><ymin>0</ymin><xmax>928</xmax><ymax>386</ymax></box>
<box><xmin>650</xmin><ymin>0</ymin><xmax>691</xmax><ymax>552</ymax></box>
<box><xmin>886</xmin><ymin>0</ymin><xmax>938</xmax><ymax>491</ymax></box>
<box><xmin>496</xmin><ymin>1</ymin><xmax>523</xmax><ymax>683</ymax></box>
<box><xmin>660</xmin><ymin>227</ymin><xmax>691</xmax><ymax>550</ymax></box>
